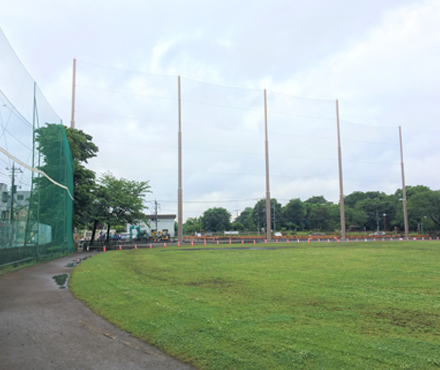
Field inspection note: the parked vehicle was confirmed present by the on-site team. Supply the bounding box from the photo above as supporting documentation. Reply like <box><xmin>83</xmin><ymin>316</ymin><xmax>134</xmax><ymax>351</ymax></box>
<box><xmin>369</xmin><ymin>231</ymin><xmax>386</xmax><ymax>236</ymax></box>
<box><xmin>130</xmin><ymin>225</ymin><xmax>151</xmax><ymax>241</ymax></box>
<box><xmin>151</xmin><ymin>230</ymin><xmax>171</xmax><ymax>242</ymax></box>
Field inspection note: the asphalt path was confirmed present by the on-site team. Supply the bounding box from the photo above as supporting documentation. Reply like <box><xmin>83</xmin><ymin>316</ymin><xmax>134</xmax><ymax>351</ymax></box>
<box><xmin>0</xmin><ymin>252</ymin><xmax>195</xmax><ymax>370</ymax></box>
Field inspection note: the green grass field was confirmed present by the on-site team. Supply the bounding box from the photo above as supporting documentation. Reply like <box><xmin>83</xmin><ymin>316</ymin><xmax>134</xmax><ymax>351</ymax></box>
<box><xmin>70</xmin><ymin>242</ymin><xmax>440</xmax><ymax>369</ymax></box>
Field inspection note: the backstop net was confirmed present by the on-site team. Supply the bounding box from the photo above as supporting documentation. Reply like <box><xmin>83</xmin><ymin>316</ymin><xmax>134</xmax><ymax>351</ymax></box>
<box><xmin>0</xmin><ymin>28</ymin><xmax>74</xmax><ymax>268</ymax></box>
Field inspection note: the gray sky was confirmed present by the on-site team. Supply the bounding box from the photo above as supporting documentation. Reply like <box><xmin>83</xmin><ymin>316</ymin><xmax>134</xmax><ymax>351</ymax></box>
<box><xmin>1</xmin><ymin>0</ymin><xmax>439</xmax><ymax>220</ymax></box>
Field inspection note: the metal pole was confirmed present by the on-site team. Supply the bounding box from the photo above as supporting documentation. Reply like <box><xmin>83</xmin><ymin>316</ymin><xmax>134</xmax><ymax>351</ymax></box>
<box><xmin>25</xmin><ymin>82</ymin><xmax>37</xmax><ymax>248</ymax></box>
<box><xmin>336</xmin><ymin>100</ymin><xmax>346</xmax><ymax>239</ymax></box>
<box><xmin>178</xmin><ymin>76</ymin><xmax>183</xmax><ymax>243</ymax></box>
<box><xmin>399</xmin><ymin>126</ymin><xmax>409</xmax><ymax>238</ymax></box>
<box><xmin>10</xmin><ymin>163</ymin><xmax>15</xmax><ymax>221</ymax></box>
<box><xmin>264</xmin><ymin>90</ymin><xmax>271</xmax><ymax>241</ymax></box>
<box><xmin>155</xmin><ymin>200</ymin><xmax>158</xmax><ymax>231</ymax></box>
<box><xmin>71</xmin><ymin>58</ymin><xmax>76</xmax><ymax>129</ymax></box>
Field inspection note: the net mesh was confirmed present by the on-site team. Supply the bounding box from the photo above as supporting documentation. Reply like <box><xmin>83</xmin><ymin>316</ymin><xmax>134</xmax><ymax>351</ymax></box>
<box><xmin>0</xmin><ymin>28</ymin><xmax>74</xmax><ymax>268</ymax></box>
<box><xmin>74</xmin><ymin>61</ymin><xmax>402</xmax><ymax>230</ymax></box>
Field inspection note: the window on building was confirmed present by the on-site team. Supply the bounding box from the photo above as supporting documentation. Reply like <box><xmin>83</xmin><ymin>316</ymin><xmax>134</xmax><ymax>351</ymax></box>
<box><xmin>17</xmin><ymin>195</ymin><xmax>24</xmax><ymax>201</ymax></box>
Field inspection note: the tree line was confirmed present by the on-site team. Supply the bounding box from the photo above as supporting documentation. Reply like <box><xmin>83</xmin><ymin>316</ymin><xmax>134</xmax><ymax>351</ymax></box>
<box><xmin>184</xmin><ymin>188</ymin><xmax>440</xmax><ymax>234</ymax></box>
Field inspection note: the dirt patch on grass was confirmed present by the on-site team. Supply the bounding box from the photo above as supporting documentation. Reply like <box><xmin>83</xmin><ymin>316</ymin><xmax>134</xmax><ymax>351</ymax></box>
<box><xmin>370</xmin><ymin>307</ymin><xmax>440</xmax><ymax>332</ymax></box>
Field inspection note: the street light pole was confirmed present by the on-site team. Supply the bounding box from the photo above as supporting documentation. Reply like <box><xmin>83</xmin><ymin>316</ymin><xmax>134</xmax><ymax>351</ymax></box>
<box><xmin>383</xmin><ymin>213</ymin><xmax>386</xmax><ymax>233</ymax></box>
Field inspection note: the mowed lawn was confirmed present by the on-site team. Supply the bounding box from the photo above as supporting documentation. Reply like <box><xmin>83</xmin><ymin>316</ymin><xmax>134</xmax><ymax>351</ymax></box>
<box><xmin>70</xmin><ymin>242</ymin><xmax>440</xmax><ymax>369</ymax></box>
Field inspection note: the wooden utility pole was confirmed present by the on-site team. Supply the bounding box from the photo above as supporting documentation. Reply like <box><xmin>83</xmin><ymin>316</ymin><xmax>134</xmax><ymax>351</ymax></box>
<box><xmin>177</xmin><ymin>76</ymin><xmax>183</xmax><ymax>243</ymax></box>
<box><xmin>399</xmin><ymin>126</ymin><xmax>409</xmax><ymax>239</ymax></box>
<box><xmin>264</xmin><ymin>90</ymin><xmax>271</xmax><ymax>241</ymax></box>
<box><xmin>336</xmin><ymin>100</ymin><xmax>346</xmax><ymax>240</ymax></box>
<box><xmin>71</xmin><ymin>58</ymin><xmax>76</xmax><ymax>129</ymax></box>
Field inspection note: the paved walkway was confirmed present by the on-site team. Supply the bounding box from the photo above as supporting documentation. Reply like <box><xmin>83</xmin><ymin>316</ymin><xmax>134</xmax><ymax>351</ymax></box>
<box><xmin>0</xmin><ymin>252</ymin><xmax>195</xmax><ymax>370</ymax></box>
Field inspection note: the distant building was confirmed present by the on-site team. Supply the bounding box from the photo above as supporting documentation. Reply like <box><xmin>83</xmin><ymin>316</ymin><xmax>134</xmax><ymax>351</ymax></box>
<box><xmin>127</xmin><ymin>214</ymin><xmax>176</xmax><ymax>237</ymax></box>
<box><xmin>0</xmin><ymin>183</ymin><xmax>8</xmax><ymax>220</ymax></box>
<box><xmin>0</xmin><ymin>182</ymin><xmax>30</xmax><ymax>220</ymax></box>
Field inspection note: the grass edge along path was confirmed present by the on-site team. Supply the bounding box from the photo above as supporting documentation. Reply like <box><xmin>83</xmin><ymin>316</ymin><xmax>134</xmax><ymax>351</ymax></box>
<box><xmin>70</xmin><ymin>241</ymin><xmax>440</xmax><ymax>369</ymax></box>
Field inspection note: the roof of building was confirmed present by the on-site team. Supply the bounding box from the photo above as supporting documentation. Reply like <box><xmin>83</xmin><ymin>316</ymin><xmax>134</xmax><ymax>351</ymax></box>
<box><xmin>144</xmin><ymin>214</ymin><xmax>176</xmax><ymax>220</ymax></box>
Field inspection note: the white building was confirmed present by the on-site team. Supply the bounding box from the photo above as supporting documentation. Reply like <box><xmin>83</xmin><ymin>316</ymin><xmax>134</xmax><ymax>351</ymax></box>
<box><xmin>127</xmin><ymin>214</ymin><xmax>176</xmax><ymax>237</ymax></box>
<box><xmin>0</xmin><ymin>183</ymin><xmax>31</xmax><ymax>221</ymax></box>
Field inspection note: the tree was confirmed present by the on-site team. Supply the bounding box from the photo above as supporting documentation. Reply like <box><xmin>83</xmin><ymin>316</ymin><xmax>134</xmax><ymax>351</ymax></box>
<box><xmin>91</xmin><ymin>173</ymin><xmax>151</xmax><ymax>243</ymax></box>
<box><xmin>236</xmin><ymin>207</ymin><xmax>253</xmax><ymax>229</ymax></box>
<box><xmin>304</xmin><ymin>195</ymin><xmax>329</xmax><ymax>230</ymax></box>
<box><xmin>408</xmin><ymin>189</ymin><xmax>440</xmax><ymax>229</ymax></box>
<box><xmin>231</xmin><ymin>222</ymin><xmax>245</xmax><ymax>231</ymax></box>
<box><xmin>201</xmin><ymin>208</ymin><xmax>231</xmax><ymax>232</ymax></box>
<box><xmin>309</xmin><ymin>205</ymin><xmax>329</xmax><ymax>230</ymax></box>
<box><xmin>353</xmin><ymin>196</ymin><xmax>393</xmax><ymax>232</ymax></box>
<box><xmin>282</xmin><ymin>198</ymin><xmax>305</xmax><ymax>230</ymax></box>
<box><xmin>253</xmin><ymin>199</ymin><xmax>282</xmax><ymax>232</ymax></box>
<box><xmin>183</xmin><ymin>217</ymin><xmax>202</xmax><ymax>234</ymax></box>
<box><xmin>394</xmin><ymin>185</ymin><xmax>433</xmax><ymax>230</ymax></box>
<box><xmin>64</xmin><ymin>127</ymin><xmax>99</xmax><ymax>228</ymax></box>
<box><xmin>345</xmin><ymin>205</ymin><xmax>367</xmax><ymax>229</ymax></box>
<box><xmin>326</xmin><ymin>203</ymin><xmax>342</xmax><ymax>231</ymax></box>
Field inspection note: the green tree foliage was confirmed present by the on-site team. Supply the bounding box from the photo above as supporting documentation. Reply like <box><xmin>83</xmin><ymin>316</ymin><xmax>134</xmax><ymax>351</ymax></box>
<box><xmin>345</xmin><ymin>206</ymin><xmax>367</xmax><ymax>228</ymax></box>
<box><xmin>231</xmin><ymin>222</ymin><xmax>245</xmax><ymax>231</ymax></box>
<box><xmin>185</xmin><ymin>186</ymin><xmax>440</xmax><ymax>235</ymax></box>
<box><xmin>303</xmin><ymin>195</ymin><xmax>329</xmax><ymax>230</ymax></box>
<box><xmin>253</xmin><ymin>199</ymin><xmax>283</xmax><ymax>232</ymax></box>
<box><xmin>236</xmin><ymin>207</ymin><xmax>253</xmax><ymax>229</ymax></box>
<box><xmin>309</xmin><ymin>205</ymin><xmax>329</xmax><ymax>230</ymax></box>
<box><xmin>183</xmin><ymin>217</ymin><xmax>202</xmax><ymax>234</ymax></box>
<box><xmin>282</xmin><ymin>198</ymin><xmax>305</xmax><ymax>230</ymax></box>
<box><xmin>92</xmin><ymin>173</ymin><xmax>151</xmax><ymax>242</ymax></box>
<box><xmin>201</xmin><ymin>207</ymin><xmax>231</xmax><ymax>232</ymax></box>
<box><xmin>64</xmin><ymin>127</ymin><xmax>99</xmax><ymax>228</ymax></box>
<box><xmin>353</xmin><ymin>193</ymin><xmax>397</xmax><ymax>231</ymax></box>
<box><xmin>394</xmin><ymin>185</ymin><xmax>433</xmax><ymax>230</ymax></box>
<box><xmin>408</xmin><ymin>189</ymin><xmax>440</xmax><ymax>229</ymax></box>
<box><xmin>326</xmin><ymin>203</ymin><xmax>342</xmax><ymax>231</ymax></box>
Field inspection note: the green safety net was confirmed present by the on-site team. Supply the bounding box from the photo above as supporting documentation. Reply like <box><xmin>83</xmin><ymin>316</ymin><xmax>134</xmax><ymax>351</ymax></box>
<box><xmin>0</xmin><ymin>122</ymin><xmax>74</xmax><ymax>267</ymax></box>
<box><xmin>0</xmin><ymin>27</ymin><xmax>74</xmax><ymax>268</ymax></box>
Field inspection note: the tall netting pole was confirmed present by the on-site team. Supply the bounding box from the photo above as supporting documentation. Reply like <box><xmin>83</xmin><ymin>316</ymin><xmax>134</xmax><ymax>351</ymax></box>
<box><xmin>178</xmin><ymin>76</ymin><xmax>183</xmax><ymax>244</ymax></box>
<box><xmin>71</xmin><ymin>58</ymin><xmax>76</xmax><ymax>129</ymax></box>
<box><xmin>399</xmin><ymin>126</ymin><xmax>409</xmax><ymax>239</ymax></box>
<box><xmin>336</xmin><ymin>100</ymin><xmax>346</xmax><ymax>240</ymax></box>
<box><xmin>264</xmin><ymin>89</ymin><xmax>271</xmax><ymax>241</ymax></box>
